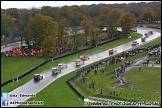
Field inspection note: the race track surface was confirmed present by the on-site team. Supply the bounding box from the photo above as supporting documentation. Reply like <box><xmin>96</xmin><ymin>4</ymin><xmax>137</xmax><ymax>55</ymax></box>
<box><xmin>1</xmin><ymin>41</ymin><xmax>25</xmax><ymax>53</ymax></box>
<box><xmin>1</xmin><ymin>27</ymin><xmax>161</xmax><ymax>107</ymax></box>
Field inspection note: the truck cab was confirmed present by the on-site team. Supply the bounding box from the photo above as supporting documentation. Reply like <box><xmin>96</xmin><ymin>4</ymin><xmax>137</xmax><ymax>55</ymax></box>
<box><xmin>80</xmin><ymin>55</ymin><xmax>89</xmax><ymax>61</ymax></box>
<box><xmin>132</xmin><ymin>40</ymin><xmax>139</xmax><ymax>46</ymax></box>
<box><xmin>75</xmin><ymin>59</ymin><xmax>81</xmax><ymax>66</ymax></box>
<box><xmin>52</xmin><ymin>67</ymin><xmax>61</xmax><ymax>75</ymax></box>
<box><xmin>108</xmin><ymin>49</ymin><xmax>116</xmax><ymax>55</ymax></box>
<box><xmin>34</xmin><ymin>74</ymin><xmax>43</xmax><ymax>81</ymax></box>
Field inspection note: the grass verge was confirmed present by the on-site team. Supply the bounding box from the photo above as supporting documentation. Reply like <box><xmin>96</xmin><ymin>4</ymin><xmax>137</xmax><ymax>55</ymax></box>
<box><xmin>1</xmin><ymin>57</ymin><xmax>45</xmax><ymax>83</ymax></box>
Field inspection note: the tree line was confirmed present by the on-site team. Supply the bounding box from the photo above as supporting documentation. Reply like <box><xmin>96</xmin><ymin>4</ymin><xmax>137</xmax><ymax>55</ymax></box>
<box><xmin>1</xmin><ymin>1</ymin><xmax>161</xmax><ymax>57</ymax></box>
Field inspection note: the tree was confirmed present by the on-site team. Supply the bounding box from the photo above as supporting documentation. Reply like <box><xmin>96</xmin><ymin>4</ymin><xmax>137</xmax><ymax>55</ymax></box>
<box><xmin>88</xmin><ymin>19</ymin><xmax>98</xmax><ymax>46</ymax></box>
<box><xmin>80</xmin><ymin>19</ymin><xmax>91</xmax><ymax>41</ymax></box>
<box><xmin>41</xmin><ymin>6</ymin><xmax>58</xmax><ymax>20</ymax></box>
<box><xmin>57</xmin><ymin>20</ymin><xmax>69</xmax><ymax>47</ymax></box>
<box><xmin>24</xmin><ymin>14</ymin><xmax>58</xmax><ymax>46</ymax></box>
<box><xmin>20</xmin><ymin>9</ymin><xmax>33</xmax><ymax>31</ymax></box>
<box><xmin>118</xmin><ymin>12</ymin><xmax>136</xmax><ymax>37</ymax></box>
<box><xmin>92</xmin><ymin>17</ymin><xmax>102</xmax><ymax>39</ymax></box>
<box><xmin>1</xmin><ymin>13</ymin><xmax>16</xmax><ymax>37</ymax></box>
<box><xmin>41</xmin><ymin>36</ymin><xmax>56</xmax><ymax>57</ymax></box>
<box><xmin>107</xmin><ymin>24</ymin><xmax>116</xmax><ymax>36</ymax></box>
<box><xmin>108</xmin><ymin>8</ymin><xmax>122</xmax><ymax>30</ymax></box>
<box><xmin>99</xmin><ymin>6</ymin><xmax>110</xmax><ymax>26</ymax></box>
<box><xmin>140</xmin><ymin>7</ymin><xmax>156</xmax><ymax>23</ymax></box>
<box><xmin>6</xmin><ymin>8</ymin><xmax>23</xmax><ymax>32</ymax></box>
<box><xmin>30</xmin><ymin>7</ymin><xmax>41</xmax><ymax>18</ymax></box>
<box><xmin>155</xmin><ymin>7</ymin><xmax>161</xmax><ymax>21</ymax></box>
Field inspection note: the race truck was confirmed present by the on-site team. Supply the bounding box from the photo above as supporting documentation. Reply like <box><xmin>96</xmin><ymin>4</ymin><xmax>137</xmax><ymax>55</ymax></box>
<box><xmin>52</xmin><ymin>67</ymin><xmax>61</xmax><ymax>75</ymax></box>
<box><xmin>58</xmin><ymin>63</ymin><xmax>67</xmax><ymax>70</ymax></box>
<box><xmin>132</xmin><ymin>40</ymin><xmax>139</xmax><ymax>46</ymax></box>
<box><xmin>108</xmin><ymin>49</ymin><xmax>117</xmax><ymax>55</ymax></box>
<box><xmin>75</xmin><ymin>59</ymin><xmax>84</xmax><ymax>66</ymax></box>
<box><xmin>80</xmin><ymin>55</ymin><xmax>89</xmax><ymax>61</ymax></box>
<box><xmin>141</xmin><ymin>36</ymin><xmax>145</xmax><ymax>42</ymax></box>
<box><xmin>33</xmin><ymin>74</ymin><xmax>43</xmax><ymax>81</ymax></box>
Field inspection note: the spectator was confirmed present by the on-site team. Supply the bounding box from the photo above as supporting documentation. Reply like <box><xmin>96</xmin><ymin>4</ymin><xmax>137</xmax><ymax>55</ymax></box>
<box><xmin>152</xmin><ymin>63</ymin><xmax>154</xmax><ymax>67</ymax></box>
<box><xmin>139</xmin><ymin>67</ymin><xmax>141</xmax><ymax>71</ymax></box>
<box><xmin>155</xmin><ymin>60</ymin><xmax>158</xmax><ymax>64</ymax></box>
<box><xmin>110</xmin><ymin>91</ymin><xmax>112</xmax><ymax>96</ymax></box>
<box><xmin>94</xmin><ymin>69</ymin><xmax>97</xmax><ymax>74</ymax></box>
<box><xmin>100</xmin><ymin>89</ymin><xmax>103</xmax><ymax>94</ymax></box>
<box><xmin>147</xmin><ymin>60</ymin><xmax>149</xmax><ymax>64</ymax></box>
<box><xmin>92</xmin><ymin>83</ymin><xmax>94</xmax><ymax>88</ymax></box>
<box><xmin>116</xmin><ymin>92</ymin><xmax>118</xmax><ymax>96</ymax></box>
<box><xmin>106</xmin><ymin>64</ymin><xmax>108</xmax><ymax>68</ymax></box>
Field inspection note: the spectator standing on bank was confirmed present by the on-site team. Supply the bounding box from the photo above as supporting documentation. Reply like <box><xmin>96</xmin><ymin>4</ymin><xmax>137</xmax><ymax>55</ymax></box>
<box><xmin>139</xmin><ymin>67</ymin><xmax>141</xmax><ymax>71</ymax></box>
<box><xmin>152</xmin><ymin>63</ymin><xmax>154</xmax><ymax>67</ymax></box>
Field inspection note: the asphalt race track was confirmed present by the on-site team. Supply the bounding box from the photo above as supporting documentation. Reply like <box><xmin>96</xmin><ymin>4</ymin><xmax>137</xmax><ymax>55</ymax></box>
<box><xmin>1</xmin><ymin>41</ymin><xmax>25</xmax><ymax>53</ymax></box>
<box><xmin>1</xmin><ymin>27</ymin><xmax>161</xmax><ymax>107</ymax></box>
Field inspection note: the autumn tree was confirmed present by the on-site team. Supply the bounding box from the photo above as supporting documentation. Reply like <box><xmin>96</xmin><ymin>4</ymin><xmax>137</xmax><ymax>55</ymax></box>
<box><xmin>108</xmin><ymin>8</ymin><xmax>122</xmax><ymax>30</ymax></box>
<box><xmin>107</xmin><ymin>24</ymin><xmax>116</xmax><ymax>36</ymax></box>
<box><xmin>41</xmin><ymin>6</ymin><xmax>58</xmax><ymax>21</ymax></box>
<box><xmin>140</xmin><ymin>7</ymin><xmax>156</xmax><ymax>23</ymax></box>
<box><xmin>20</xmin><ymin>9</ymin><xmax>33</xmax><ymax>31</ymax></box>
<box><xmin>98</xmin><ymin>6</ymin><xmax>110</xmax><ymax>26</ymax></box>
<box><xmin>118</xmin><ymin>12</ymin><xmax>136</xmax><ymax>36</ymax></box>
<box><xmin>41</xmin><ymin>36</ymin><xmax>56</xmax><ymax>57</ymax></box>
<box><xmin>155</xmin><ymin>7</ymin><xmax>161</xmax><ymax>21</ymax></box>
<box><xmin>57</xmin><ymin>5</ymin><xmax>87</xmax><ymax>26</ymax></box>
<box><xmin>1</xmin><ymin>13</ymin><xmax>16</xmax><ymax>37</ymax></box>
<box><xmin>88</xmin><ymin>19</ymin><xmax>98</xmax><ymax>46</ymax></box>
<box><xmin>91</xmin><ymin>17</ymin><xmax>101</xmax><ymax>39</ymax></box>
<box><xmin>57</xmin><ymin>20</ymin><xmax>69</xmax><ymax>47</ymax></box>
<box><xmin>6</xmin><ymin>8</ymin><xmax>23</xmax><ymax>32</ymax></box>
<box><xmin>80</xmin><ymin>19</ymin><xmax>91</xmax><ymax>41</ymax></box>
<box><xmin>24</xmin><ymin>14</ymin><xmax>58</xmax><ymax>46</ymax></box>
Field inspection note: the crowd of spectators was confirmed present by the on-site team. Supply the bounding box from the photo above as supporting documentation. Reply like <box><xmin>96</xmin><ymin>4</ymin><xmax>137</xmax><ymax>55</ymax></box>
<box><xmin>4</xmin><ymin>46</ymin><xmax>43</xmax><ymax>57</ymax></box>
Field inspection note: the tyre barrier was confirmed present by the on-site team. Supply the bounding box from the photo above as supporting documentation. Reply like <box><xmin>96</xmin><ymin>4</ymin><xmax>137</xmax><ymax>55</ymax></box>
<box><xmin>1</xmin><ymin>59</ymin><xmax>49</xmax><ymax>87</ymax></box>
<box><xmin>66</xmin><ymin>80</ymin><xmax>84</xmax><ymax>100</ymax></box>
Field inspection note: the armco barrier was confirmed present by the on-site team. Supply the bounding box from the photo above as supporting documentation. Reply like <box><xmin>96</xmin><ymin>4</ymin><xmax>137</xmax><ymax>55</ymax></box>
<box><xmin>66</xmin><ymin>80</ymin><xmax>84</xmax><ymax>100</ymax></box>
<box><xmin>1</xmin><ymin>79</ymin><xmax>13</xmax><ymax>87</ymax></box>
